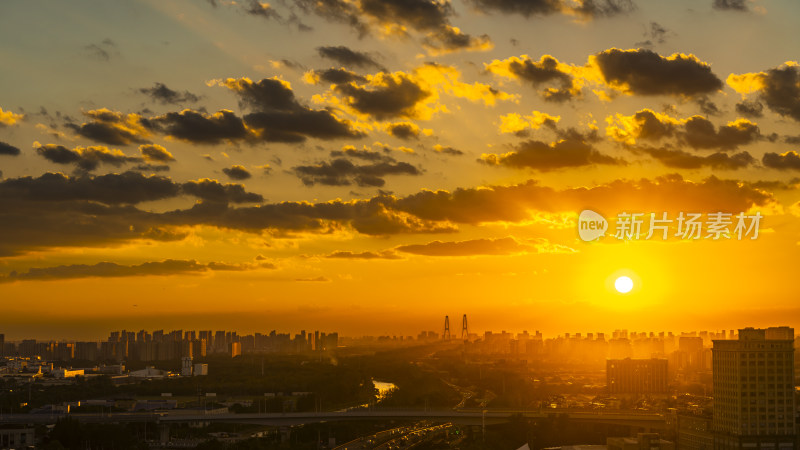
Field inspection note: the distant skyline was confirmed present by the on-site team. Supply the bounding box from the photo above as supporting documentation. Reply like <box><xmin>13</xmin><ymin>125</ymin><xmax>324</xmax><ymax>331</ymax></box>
<box><xmin>2</xmin><ymin>0</ymin><xmax>800</xmax><ymax>339</ymax></box>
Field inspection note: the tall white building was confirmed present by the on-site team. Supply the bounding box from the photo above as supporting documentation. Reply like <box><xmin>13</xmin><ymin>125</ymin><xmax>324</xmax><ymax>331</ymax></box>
<box><xmin>181</xmin><ymin>356</ymin><xmax>193</xmax><ymax>376</ymax></box>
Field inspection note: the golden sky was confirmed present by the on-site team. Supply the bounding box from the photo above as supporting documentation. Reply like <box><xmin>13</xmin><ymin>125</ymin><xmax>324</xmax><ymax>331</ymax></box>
<box><xmin>1</xmin><ymin>0</ymin><xmax>800</xmax><ymax>340</ymax></box>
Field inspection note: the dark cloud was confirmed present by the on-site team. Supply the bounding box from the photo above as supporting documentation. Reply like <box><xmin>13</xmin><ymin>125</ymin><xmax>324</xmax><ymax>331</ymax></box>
<box><xmin>762</xmin><ymin>151</ymin><xmax>800</xmax><ymax>171</ymax></box>
<box><xmin>486</xmin><ymin>55</ymin><xmax>577</xmax><ymax>102</ymax></box>
<box><xmin>696</xmin><ymin>97</ymin><xmax>720</xmax><ymax>116</ymax></box>
<box><xmin>785</xmin><ymin>135</ymin><xmax>800</xmax><ymax>145</ymax></box>
<box><xmin>433</xmin><ymin>145</ymin><xmax>463</xmax><ymax>155</ymax></box>
<box><xmin>243</xmin><ymin>0</ymin><xmax>282</xmax><ymax>20</ymax></box>
<box><xmin>181</xmin><ymin>179</ymin><xmax>263</xmax><ymax>203</ymax></box>
<box><xmin>572</xmin><ymin>0</ymin><xmax>635</xmax><ymax>18</ymax></box>
<box><xmin>148</xmin><ymin>109</ymin><xmax>250</xmax><ymax>145</ymax></box>
<box><xmin>308</xmin><ymin>68</ymin><xmax>368</xmax><ymax>84</ymax></box>
<box><xmin>139</xmin><ymin>82</ymin><xmax>200</xmax><ymax>105</ymax></box>
<box><xmin>636</xmin><ymin>146</ymin><xmax>755</xmax><ymax>169</ymax></box>
<box><xmin>326</xmin><ymin>250</ymin><xmax>400</xmax><ymax>259</ymax></box>
<box><xmin>299</xmin><ymin>0</ymin><xmax>488</xmax><ymax>54</ymax></box>
<box><xmin>317</xmin><ymin>45</ymin><xmax>384</xmax><ymax>70</ymax></box>
<box><xmin>36</xmin><ymin>144</ymin><xmax>142</xmax><ymax>172</ymax></box>
<box><xmin>466</xmin><ymin>0</ymin><xmax>632</xmax><ymax>18</ymax></box>
<box><xmin>682</xmin><ymin>117</ymin><xmax>760</xmax><ymax>150</ymax></box>
<box><xmin>0</xmin><ymin>141</ymin><xmax>21</xmax><ymax>156</ymax></box>
<box><xmin>481</xmin><ymin>139</ymin><xmax>623</xmax><ymax>170</ymax></box>
<box><xmin>139</xmin><ymin>144</ymin><xmax>175</xmax><ymax>162</ymax></box>
<box><xmin>421</xmin><ymin>26</ymin><xmax>492</xmax><ymax>54</ymax></box>
<box><xmin>594</xmin><ymin>48</ymin><xmax>723</xmax><ymax>97</ymax></box>
<box><xmin>0</xmin><ymin>259</ymin><xmax>252</xmax><ymax>283</ymax></box>
<box><xmin>713</xmin><ymin>0</ymin><xmax>748</xmax><ymax>11</ymax></box>
<box><xmin>639</xmin><ymin>21</ymin><xmax>670</xmax><ymax>46</ymax></box>
<box><xmin>735</xmin><ymin>100</ymin><xmax>763</xmax><ymax>118</ymax></box>
<box><xmin>67</xmin><ymin>109</ymin><xmax>151</xmax><ymax>146</ymax></box>
<box><xmin>333</xmin><ymin>73</ymin><xmax>431</xmax><ymax>119</ymax></box>
<box><xmin>396</xmin><ymin>237</ymin><xmax>569</xmax><ymax>256</ymax></box>
<box><xmin>294</xmin><ymin>158</ymin><xmax>421</xmax><ymax>187</ymax></box>
<box><xmin>84</xmin><ymin>39</ymin><xmax>116</xmax><ymax>61</ymax></box>
<box><xmin>132</xmin><ymin>164</ymin><xmax>171</xmax><ymax>173</ymax></box>
<box><xmin>215</xmin><ymin>78</ymin><xmax>365</xmax><ymax>141</ymax></box>
<box><xmin>296</xmin><ymin>276</ymin><xmax>330</xmax><ymax>282</ymax></box>
<box><xmin>0</xmin><ymin>171</ymin><xmax>179</xmax><ymax>205</ymax></box>
<box><xmin>745</xmin><ymin>64</ymin><xmax>800</xmax><ymax>122</ymax></box>
<box><xmin>387</xmin><ymin>122</ymin><xmax>421</xmax><ymax>140</ymax></box>
<box><xmin>296</xmin><ymin>0</ymin><xmax>370</xmax><ymax>37</ymax></box>
<box><xmin>330</xmin><ymin>147</ymin><xmax>393</xmax><ymax>162</ymax></box>
<box><xmin>222</xmin><ymin>165</ymin><xmax>252</xmax><ymax>180</ymax></box>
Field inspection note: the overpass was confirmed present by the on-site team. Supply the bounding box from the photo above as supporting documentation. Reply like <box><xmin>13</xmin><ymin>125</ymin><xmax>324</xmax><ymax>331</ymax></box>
<box><xmin>0</xmin><ymin>409</ymin><xmax>666</xmax><ymax>430</ymax></box>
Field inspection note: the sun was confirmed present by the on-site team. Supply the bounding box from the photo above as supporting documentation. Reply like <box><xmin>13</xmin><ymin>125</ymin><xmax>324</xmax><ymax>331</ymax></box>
<box><xmin>614</xmin><ymin>276</ymin><xmax>634</xmax><ymax>294</ymax></box>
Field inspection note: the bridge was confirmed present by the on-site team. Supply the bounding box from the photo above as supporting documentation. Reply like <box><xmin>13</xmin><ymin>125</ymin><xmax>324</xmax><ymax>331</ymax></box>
<box><xmin>0</xmin><ymin>409</ymin><xmax>666</xmax><ymax>430</ymax></box>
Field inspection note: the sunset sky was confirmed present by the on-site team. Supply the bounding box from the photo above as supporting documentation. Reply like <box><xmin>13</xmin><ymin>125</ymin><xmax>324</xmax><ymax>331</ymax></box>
<box><xmin>1</xmin><ymin>0</ymin><xmax>800</xmax><ymax>340</ymax></box>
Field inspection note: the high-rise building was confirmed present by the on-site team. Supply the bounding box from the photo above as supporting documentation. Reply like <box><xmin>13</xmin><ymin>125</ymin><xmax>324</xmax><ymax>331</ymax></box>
<box><xmin>607</xmin><ymin>358</ymin><xmax>668</xmax><ymax>395</ymax></box>
<box><xmin>712</xmin><ymin>327</ymin><xmax>795</xmax><ymax>450</ymax></box>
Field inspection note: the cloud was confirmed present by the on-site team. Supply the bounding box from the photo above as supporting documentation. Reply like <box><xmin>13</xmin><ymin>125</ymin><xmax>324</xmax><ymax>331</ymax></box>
<box><xmin>0</xmin><ymin>142</ymin><xmax>21</xmax><ymax>156</ymax></box>
<box><xmin>299</xmin><ymin>0</ymin><xmax>492</xmax><ymax>55</ymax></box>
<box><xmin>293</xmin><ymin>158</ymin><xmax>421</xmax><ymax>187</ymax></box>
<box><xmin>222</xmin><ymin>165</ymin><xmax>252</xmax><ymax>180</ymax></box>
<box><xmin>317</xmin><ymin>45</ymin><xmax>384</xmax><ymax>70</ymax></box>
<box><xmin>683</xmin><ymin>117</ymin><xmax>760</xmax><ymax>150</ymax></box>
<box><xmin>606</xmin><ymin>109</ymin><xmax>681</xmax><ymax>144</ymax></box>
<box><xmin>0</xmin><ymin>164</ymin><xmax>777</xmax><ymax>256</ymax></box>
<box><xmin>727</xmin><ymin>62</ymin><xmax>800</xmax><ymax>122</ymax></box>
<box><xmin>421</xmin><ymin>25</ymin><xmax>493</xmax><ymax>55</ymax></box>
<box><xmin>498</xmin><ymin>111</ymin><xmax>559</xmax><ymax>134</ymax></box>
<box><xmin>396</xmin><ymin>237</ymin><xmax>575</xmax><ymax>256</ymax></box>
<box><xmin>36</xmin><ymin>143</ymin><xmax>142</xmax><ymax>171</ymax></box>
<box><xmin>388</xmin><ymin>174</ymin><xmax>773</xmax><ymax>225</ymax></box>
<box><xmin>762</xmin><ymin>151</ymin><xmax>800</xmax><ymax>171</ymax></box>
<box><xmin>485</xmin><ymin>55</ymin><xmax>582</xmax><ymax>102</ymax></box>
<box><xmin>243</xmin><ymin>0</ymin><xmax>281</xmax><ymax>20</ymax></box>
<box><xmin>147</xmin><ymin>109</ymin><xmax>250</xmax><ymax>144</ymax></box>
<box><xmin>433</xmin><ymin>144</ymin><xmax>463</xmax><ymax>155</ymax></box>
<box><xmin>139</xmin><ymin>82</ymin><xmax>200</xmax><ymax>105</ymax></box>
<box><xmin>181</xmin><ymin>178</ymin><xmax>263</xmax><ymax>203</ymax></box>
<box><xmin>212</xmin><ymin>77</ymin><xmax>364</xmax><ymax>141</ymax></box>
<box><xmin>592</xmin><ymin>48</ymin><xmax>723</xmax><ymax>97</ymax></box>
<box><xmin>333</xmin><ymin>72</ymin><xmax>432</xmax><ymax>119</ymax></box>
<box><xmin>304</xmin><ymin>68</ymin><xmax>367</xmax><ymax>85</ymax></box>
<box><xmin>466</xmin><ymin>0</ymin><xmax>633</xmax><ymax>18</ymax></box>
<box><xmin>606</xmin><ymin>109</ymin><xmax>760</xmax><ymax>150</ymax></box>
<box><xmin>635</xmin><ymin>21</ymin><xmax>672</xmax><ymax>47</ymax></box>
<box><xmin>634</xmin><ymin>146</ymin><xmax>755</xmax><ymax>169</ymax></box>
<box><xmin>735</xmin><ymin>100</ymin><xmax>763</xmax><ymax>118</ymax></box>
<box><xmin>331</xmin><ymin>145</ymin><xmax>394</xmax><ymax>161</ymax></box>
<box><xmin>139</xmin><ymin>144</ymin><xmax>175</xmax><ymax>162</ymax></box>
<box><xmin>67</xmin><ymin>108</ymin><xmax>151</xmax><ymax>145</ymax></box>
<box><xmin>84</xmin><ymin>39</ymin><xmax>117</xmax><ymax>61</ymax></box>
<box><xmin>295</xmin><ymin>276</ymin><xmax>330</xmax><ymax>282</ymax></box>
<box><xmin>0</xmin><ymin>259</ymin><xmax>256</xmax><ymax>283</ymax></box>
<box><xmin>326</xmin><ymin>250</ymin><xmax>400</xmax><ymax>259</ymax></box>
<box><xmin>386</xmin><ymin>122</ymin><xmax>424</xmax><ymax>139</ymax></box>
<box><xmin>713</xmin><ymin>0</ymin><xmax>748</xmax><ymax>11</ymax></box>
<box><xmin>480</xmin><ymin>138</ymin><xmax>623</xmax><ymax>170</ymax></box>
<box><xmin>0</xmin><ymin>107</ymin><xmax>24</xmax><ymax>127</ymax></box>
<box><xmin>325</xmin><ymin>64</ymin><xmax>515</xmax><ymax>120</ymax></box>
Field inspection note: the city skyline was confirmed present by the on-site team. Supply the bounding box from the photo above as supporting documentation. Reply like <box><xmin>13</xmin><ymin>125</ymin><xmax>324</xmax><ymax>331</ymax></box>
<box><xmin>2</xmin><ymin>0</ymin><xmax>800</xmax><ymax>338</ymax></box>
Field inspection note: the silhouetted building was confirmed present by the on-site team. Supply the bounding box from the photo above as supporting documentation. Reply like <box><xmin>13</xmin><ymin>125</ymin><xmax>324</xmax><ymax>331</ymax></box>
<box><xmin>606</xmin><ymin>358</ymin><xmax>668</xmax><ymax>395</ymax></box>
<box><xmin>712</xmin><ymin>327</ymin><xmax>795</xmax><ymax>450</ymax></box>
<box><xmin>607</xmin><ymin>433</ymin><xmax>674</xmax><ymax>450</ymax></box>
<box><xmin>677</xmin><ymin>411</ymin><xmax>713</xmax><ymax>450</ymax></box>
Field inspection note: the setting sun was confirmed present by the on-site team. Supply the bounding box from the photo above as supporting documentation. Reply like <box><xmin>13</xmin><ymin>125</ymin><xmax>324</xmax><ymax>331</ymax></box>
<box><xmin>615</xmin><ymin>276</ymin><xmax>634</xmax><ymax>294</ymax></box>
